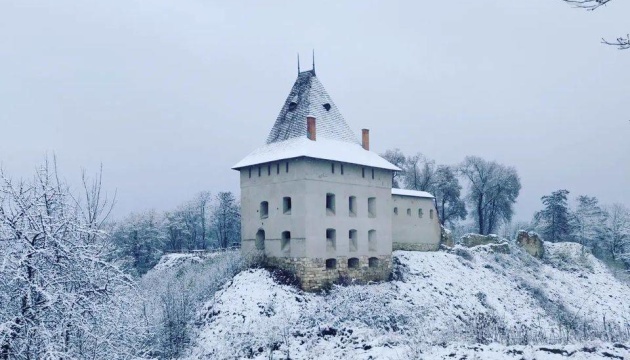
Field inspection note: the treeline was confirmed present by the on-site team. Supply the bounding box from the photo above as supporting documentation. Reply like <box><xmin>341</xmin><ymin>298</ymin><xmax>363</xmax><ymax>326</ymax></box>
<box><xmin>381</xmin><ymin>149</ymin><xmax>629</xmax><ymax>270</ymax></box>
<box><xmin>381</xmin><ymin>149</ymin><xmax>521</xmax><ymax>235</ymax></box>
<box><xmin>530</xmin><ymin>190</ymin><xmax>630</xmax><ymax>268</ymax></box>
<box><xmin>109</xmin><ymin>191</ymin><xmax>241</xmax><ymax>275</ymax></box>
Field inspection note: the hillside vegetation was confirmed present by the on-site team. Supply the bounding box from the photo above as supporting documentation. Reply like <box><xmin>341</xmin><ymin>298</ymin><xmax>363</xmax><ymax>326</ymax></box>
<box><xmin>178</xmin><ymin>243</ymin><xmax>629</xmax><ymax>359</ymax></box>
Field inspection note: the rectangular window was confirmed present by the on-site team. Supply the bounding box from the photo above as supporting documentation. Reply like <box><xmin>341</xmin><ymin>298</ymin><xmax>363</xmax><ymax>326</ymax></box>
<box><xmin>368</xmin><ymin>197</ymin><xmax>376</xmax><ymax>218</ymax></box>
<box><xmin>349</xmin><ymin>230</ymin><xmax>358</xmax><ymax>252</ymax></box>
<box><xmin>326</xmin><ymin>228</ymin><xmax>336</xmax><ymax>252</ymax></box>
<box><xmin>260</xmin><ymin>201</ymin><xmax>269</xmax><ymax>219</ymax></box>
<box><xmin>349</xmin><ymin>196</ymin><xmax>357</xmax><ymax>217</ymax></box>
<box><xmin>281</xmin><ymin>231</ymin><xmax>291</xmax><ymax>252</ymax></box>
<box><xmin>277</xmin><ymin>163</ymin><xmax>280</xmax><ymax>174</ymax></box>
<box><xmin>325</xmin><ymin>258</ymin><xmax>337</xmax><ymax>269</ymax></box>
<box><xmin>331</xmin><ymin>163</ymin><xmax>335</xmax><ymax>174</ymax></box>
<box><xmin>418</xmin><ymin>209</ymin><xmax>423</xmax><ymax>218</ymax></box>
<box><xmin>430</xmin><ymin>209</ymin><xmax>434</xmax><ymax>219</ymax></box>
<box><xmin>258</xmin><ymin>166</ymin><xmax>261</xmax><ymax>177</ymax></box>
<box><xmin>268</xmin><ymin>164</ymin><xmax>271</xmax><ymax>176</ymax></box>
<box><xmin>341</xmin><ymin>164</ymin><xmax>344</xmax><ymax>175</ymax></box>
<box><xmin>248</xmin><ymin>167</ymin><xmax>251</xmax><ymax>178</ymax></box>
<box><xmin>286</xmin><ymin>162</ymin><xmax>289</xmax><ymax>173</ymax></box>
<box><xmin>362</xmin><ymin>167</ymin><xmax>365</xmax><ymax>178</ymax></box>
<box><xmin>326</xmin><ymin>193</ymin><xmax>336</xmax><ymax>215</ymax></box>
<box><xmin>368</xmin><ymin>230</ymin><xmax>376</xmax><ymax>251</ymax></box>
<box><xmin>371</xmin><ymin>168</ymin><xmax>374</xmax><ymax>179</ymax></box>
<box><xmin>407</xmin><ymin>208</ymin><xmax>411</xmax><ymax>216</ymax></box>
<box><xmin>283</xmin><ymin>197</ymin><xmax>292</xmax><ymax>215</ymax></box>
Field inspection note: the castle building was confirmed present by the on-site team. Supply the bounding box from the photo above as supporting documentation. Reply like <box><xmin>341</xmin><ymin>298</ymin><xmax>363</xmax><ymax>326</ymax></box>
<box><xmin>232</xmin><ymin>67</ymin><xmax>441</xmax><ymax>291</ymax></box>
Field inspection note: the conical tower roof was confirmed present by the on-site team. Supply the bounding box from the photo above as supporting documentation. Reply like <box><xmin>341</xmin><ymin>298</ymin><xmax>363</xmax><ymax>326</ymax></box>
<box><xmin>266</xmin><ymin>70</ymin><xmax>359</xmax><ymax>145</ymax></box>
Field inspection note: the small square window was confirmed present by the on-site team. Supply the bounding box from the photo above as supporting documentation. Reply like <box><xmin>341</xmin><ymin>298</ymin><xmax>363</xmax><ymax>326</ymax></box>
<box><xmin>325</xmin><ymin>258</ymin><xmax>337</xmax><ymax>269</ymax></box>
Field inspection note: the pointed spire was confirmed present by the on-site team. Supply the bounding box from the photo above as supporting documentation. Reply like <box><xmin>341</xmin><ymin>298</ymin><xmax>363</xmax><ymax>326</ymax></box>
<box><xmin>312</xmin><ymin>49</ymin><xmax>316</xmax><ymax>75</ymax></box>
<box><xmin>297</xmin><ymin>53</ymin><xmax>300</xmax><ymax>74</ymax></box>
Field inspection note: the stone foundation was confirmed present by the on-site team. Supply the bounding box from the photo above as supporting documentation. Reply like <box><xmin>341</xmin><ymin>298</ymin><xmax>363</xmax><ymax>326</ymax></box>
<box><xmin>266</xmin><ymin>255</ymin><xmax>391</xmax><ymax>292</ymax></box>
<box><xmin>392</xmin><ymin>242</ymin><xmax>439</xmax><ymax>251</ymax></box>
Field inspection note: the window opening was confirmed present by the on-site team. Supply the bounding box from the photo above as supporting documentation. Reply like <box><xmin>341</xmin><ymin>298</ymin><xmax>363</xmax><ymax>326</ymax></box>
<box><xmin>407</xmin><ymin>208</ymin><xmax>411</xmax><ymax>216</ymax></box>
<box><xmin>255</xmin><ymin>229</ymin><xmax>265</xmax><ymax>250</ymax></box>
<box><xmin>371</xmin><ymin>168</ymin><xmax>374</xmax><ymax>179</ymax></box>
<box><xmin>349</xmin><ymin>196</ymin><xmax>357</xmax><ymax>217</ymax></box>
<box><xmin>323</xmin><ymin>103</ymin><xmax>331</xmax><ymax>111</ymax></box>
<box><xmin>283</xmin><ymin>197</ymin><xmax>292</xmax><ymax>215</ymax></box>
<box><xmin>368</xmin><ymin>197</ymin><xmax>376</xmax><ymax>218</ymax></box>
<box><xmin>326</xmin><ymin>193</ymin><xmax>336</xmax><ymax>215</ymax></box>
<box><xmin>281</xmin><ymin>231</ymin><xmax>291</xmax><ymax>252</ymax></box>
<box><xmin>326</xmin><ymin>229</ymin><xmax>336</xmax><ymax>251</ymax></box>
<box><xmin>260</xmin><ymin>201</ymin><xmax>269</xmax><ymax>219</ymax></box>
<box><xmin>277</xmin><ymin>163</ymin><xmax>280</xmax><ymax>174</ymax></box>
<box><xmin>362</xmin><ymin>167</ymin><xmax>365</xmax><ymax>178</ymax></box>
<box><xmin>248</xmin><ymin>167</ymin><xmax>251</xmax><ymax>178</ymax></box>
<box><xmin>430</xmin><ymin>209</ymin><xmax>434</xmax><ymax>219</ymax></box>
<box><xmin>268</xmin><ymin>164</ymin><xmax>271</xmax><ymax>176</ymax></box>
<box><xmin>349</xmin><ymin>229</ymin><xmax>358</xmax><ymax>252</ymax></box>
<box><xmin>348</xmin><ymin>258</ymin><xmax>359</xmax><ymax>269</ymax></box>
<box><xmin>368</xmin><ymin>230</ymin><xmax>376</xmax><ymax>251</ymax></box>
<box><xmin>418</xmin><ymin>209</ymin><xmax>423</xmax><ymax>218</ymax></box>
<box><xmin>286</xmin><ymin>162</ymin><xmax>289</xmax><ymax>173</ymax></box>
<box><xmin>258</xmin><ymin>166</ymin><xmax>261</xmax><ymax>177</ymax></box>
<box><xmin>394</xmin><ymin>207</ymin><xmax>398</xmax><ymax>215</ymax></box>
<box><xmin>331</xmin><ymin>163</ymin><xmax>335</xmax><ymax>174</ymax></box>
<box><xmin>369</xmin><ymin>257</ymin><xmax>379</xmax><ymax>268</ymax></box>
<box><xmin>325</xmin><ymin>258</ymin><xmax>337</xmax><ymax>269</ymax></box>
<box><xmin>340</xmin><ymin>164</ymin><xmax>344</xmax><ymax>175</ymax></box>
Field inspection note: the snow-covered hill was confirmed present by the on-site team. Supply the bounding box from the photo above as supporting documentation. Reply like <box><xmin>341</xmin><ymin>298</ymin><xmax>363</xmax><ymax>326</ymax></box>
<box><xmin>185</xmin><ymin>243</ymin><xmax>630</xmax><ymax>359</ymax></box>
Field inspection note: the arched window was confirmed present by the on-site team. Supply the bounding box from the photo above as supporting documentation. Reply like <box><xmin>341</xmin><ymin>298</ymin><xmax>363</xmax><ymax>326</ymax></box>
<box><xmin>260</xmin><ymin>201</ymin><xmax>269</xmax><ymax>219</ymax></box>
<box><xmin>348</xmin><ymin>258</ymin><xmax>359</xmax><ymax>269</ymax></box>
<box><xmin>368</xmin><ymin>197</ymin><xmax>376</xmax><ymax>218</ymax></box>
<box><xmin>325</xmin><ymin>258</ymin><xmax>337</xmax><ymax>269</ymax></box>
<box><xmin>368</xmin><ymin>257</ymin><xmax>379</xmax><ymax>268</ymax></box>
<box><xmin>349</xmin><ymin>196</ymin><xmax>357</xmax><ymax>216</ymax></box>
<box><xmin>326</xmin><ymin>229</ymin><xmax>336</xmax><ymax>251</ymax></box>
<box><xmin>281</xmin><ymin>231</ymin><xmax>290</xmax><ymax>252</ymax></box>
<box><xmin>349</xmin><ymin>229</ymin><xmax>358</xmax><ymax>252</ymax></box>
<box><xmin>255</xmin><ymin>229</ymin><xmax>265</xmax><ymax>250</ymax></box>
<box><xmin>283</xmin><ymin>197</ymin><xmax>292</xmax><ymax>214</ymax></box>
<box><xmin>368</xmin><ymin>230</ymin><xmax>377</xmax><ymax>251</ymax></box>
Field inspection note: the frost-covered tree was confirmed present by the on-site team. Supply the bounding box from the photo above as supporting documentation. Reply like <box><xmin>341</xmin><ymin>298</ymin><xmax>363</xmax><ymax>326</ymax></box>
<box><xmin>402</xmin><ymin>153</ymin><xmax>436</xmax><ymax>193</ymax></box>
<box><xmin>380</xmin><ymin>148</ymin><xmax>406</xmax><ymax>188</ymax></box>
<box><xmin>163</xmin><ymin>192</ymin><xmax>213</xmax><ymax>251</ymax></box>
<box><xmin>459</xmin><ymin>156</ymin><xmax>521</xmax><ymax>235</ymax></box>
<box><xmin>433</xmin><ymin>165</ymin><xmax>466</xmax><ymax>227</ymax></box>
<box><xmin>571</xmin><ymin>195</ymin><xmax>606</xmax><ymax>251</ymax></box>
<box><xmin>211</xmin><ymin>191</ymin><xmax>241</xmax><ymax>248</ymax></box>
<box><xmin>111</xmin><ymin>211</ymin><xmax>165</xmax><ymax>275</ymax></box>
<box><xmin>534</xmin><ymin>189</ymin><xmax>573</xmax><ymax>242</ymax></box>
<box><xmin>600</xmin><ymin>203</ymin><xmax>630</xmax><ymax>262</ymax></box>
<box><xmin>0</xmin><ymin>161</ymin><xmax>146</xmax><ymax>359</ymax></box>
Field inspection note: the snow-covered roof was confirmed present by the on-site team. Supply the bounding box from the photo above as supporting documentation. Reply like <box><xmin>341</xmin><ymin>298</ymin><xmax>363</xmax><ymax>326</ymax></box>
<box><xmin>232</xmin><ymin>137</ymin><xmax>401</xmax><ymax>171</ymax></box>
<box><xmin>391</xmin><ymin>188</ymin><xmax>434</xmax><ymax>198</ymax></box>
<box><xmin>266</xmin><ymin>70</ymin><xmax>359</xmax><ymax>145</ymax></box>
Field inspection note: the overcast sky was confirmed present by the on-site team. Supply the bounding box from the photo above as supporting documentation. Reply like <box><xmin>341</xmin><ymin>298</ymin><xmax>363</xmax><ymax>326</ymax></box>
<box><xmin>1</xmin><ymin>0</ymin><xmax>629</xmax><ymax>222</ymax></box>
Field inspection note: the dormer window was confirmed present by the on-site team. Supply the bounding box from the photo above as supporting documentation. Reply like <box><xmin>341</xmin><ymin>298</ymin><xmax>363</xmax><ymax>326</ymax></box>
<box><xmin>288</xmin><ymin>102</ymin><xmax>297</xmax><ymax>111</ymax></box>
<box><xmin>323</xmin><ymin>103</ymin><xmax>331</xmax><ymax>111</ymax></box>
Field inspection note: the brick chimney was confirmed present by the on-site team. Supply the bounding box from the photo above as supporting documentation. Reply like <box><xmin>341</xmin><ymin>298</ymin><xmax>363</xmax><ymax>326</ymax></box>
<box><xmin>307</xmin><ymin>116</ymin><xmax>316</xmax><ymax>141</ymax></box>
<box><xmin>362</xmin><ymin>129</ymin><xmax>370</xmax><ymax>150</ymax></box>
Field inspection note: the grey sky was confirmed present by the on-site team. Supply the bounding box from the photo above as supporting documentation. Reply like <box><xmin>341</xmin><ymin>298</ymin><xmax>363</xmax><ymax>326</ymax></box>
<box><xmin>1</xmin><ymin>0</ymin><xmax>629</xmax><ymax>222</ymax></box>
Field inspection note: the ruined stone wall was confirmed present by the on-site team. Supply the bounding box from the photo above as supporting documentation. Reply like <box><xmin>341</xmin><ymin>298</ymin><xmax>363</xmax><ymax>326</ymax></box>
<box><xmin>266</xmin><ymin>255</ymin><xmax>391</xmax><ymax>292</ymax></box>
<box><xmin>392</xmin><ymin>242</ymin><xmax>439</xmax><ymax>251</ymax></box>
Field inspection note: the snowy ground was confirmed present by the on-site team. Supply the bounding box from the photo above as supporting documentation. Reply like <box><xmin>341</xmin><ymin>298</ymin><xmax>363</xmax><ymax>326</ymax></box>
<box><xmin>185</xmin><ymin>243</ymin><xmax>630</xmax><ymax>359</ymax></box>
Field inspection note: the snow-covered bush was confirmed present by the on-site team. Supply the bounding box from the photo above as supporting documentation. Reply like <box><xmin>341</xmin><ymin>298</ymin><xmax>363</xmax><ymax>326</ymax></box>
<box><xmin>140</xmin><ymin>250</ymin><xmax>244</xmax><ymax>358</ymax></box>
<box><xmin>0</xmin><ymin>162</ymin><xmax>147</xmax><ymax>359</ymax></box>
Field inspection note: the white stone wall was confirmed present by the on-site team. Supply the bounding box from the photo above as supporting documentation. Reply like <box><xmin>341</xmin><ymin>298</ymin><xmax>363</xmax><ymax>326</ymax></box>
<box><xmin>391</xmin><ymin>194</ymin><xmax>441</xmax><ymax>251</ymax></box>
<box><xmin>239</xmin><ymin>157</ymin><xmax>393</xmax><ymax>262</ymax></box>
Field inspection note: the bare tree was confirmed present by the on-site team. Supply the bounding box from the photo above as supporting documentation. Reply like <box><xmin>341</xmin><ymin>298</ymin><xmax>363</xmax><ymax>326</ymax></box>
<box><xmin>211</xmin><ymin>191</ymin><xmax>241</xmax><ymax>249</ymax></box>
<box><xmin>563</xmin><ymin>0</ymin><xmax>629</xmax><ymax>49</ymax></box>
<box><xmin>381</xmin><ymin>148</ymin><xmax>406</xmax><ymax>188</ymax></box>
<box><xmin>402</xmin><ymin>153</ymin><xmax>436</xmax><ymax>193</ymax></box>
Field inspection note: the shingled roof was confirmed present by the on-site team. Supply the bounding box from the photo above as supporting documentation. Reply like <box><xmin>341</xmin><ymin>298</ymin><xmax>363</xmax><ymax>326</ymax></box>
<box><xmin>233</xmin><ymin>69</ymin><xmax>399</xmax><ymax>171</ymax></box>
<box><xmin>266</xmin><ymin>70</ymin><xmax>359</xmax><ymax>144</ymax></box>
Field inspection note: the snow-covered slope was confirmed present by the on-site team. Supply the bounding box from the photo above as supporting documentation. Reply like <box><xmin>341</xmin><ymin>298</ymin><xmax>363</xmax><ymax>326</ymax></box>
<box><xmin>186</xmin><ymin>243</ymin><xmax>630</xmax><ymax>359</ymax></box>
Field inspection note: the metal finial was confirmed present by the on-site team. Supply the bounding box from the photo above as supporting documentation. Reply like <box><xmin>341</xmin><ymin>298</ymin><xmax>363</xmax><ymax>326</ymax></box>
<box><xmin>312</xmin><ymin>49</ymin><xmax>315</xmax><ymax>74</ymax></box>
<box><xmin>297</xmin><ymin>53</ymin><xmax>300</xmax><ymax>74</ymax></box>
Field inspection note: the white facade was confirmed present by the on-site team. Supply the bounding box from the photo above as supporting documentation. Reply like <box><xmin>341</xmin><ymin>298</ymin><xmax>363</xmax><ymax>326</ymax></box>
<box><xmin>240</xmin><ymin>158</ymin><xmax>393</xmax><ymax>264</ymax></box>
<box><xmin>391</xmin><ymin>192</ymin><xmax>442</xmax><ymax>251</ymax></box>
